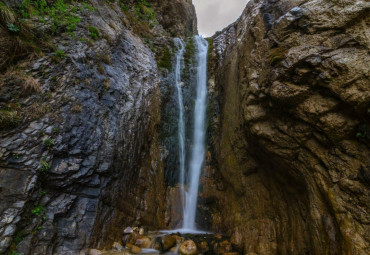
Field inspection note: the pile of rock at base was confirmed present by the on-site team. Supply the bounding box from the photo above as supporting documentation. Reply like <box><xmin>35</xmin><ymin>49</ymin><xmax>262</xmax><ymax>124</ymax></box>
<box><xmin>86</xmin><ymin>227</ymin><xmax>241</xmax><ymax>255</ymax></box>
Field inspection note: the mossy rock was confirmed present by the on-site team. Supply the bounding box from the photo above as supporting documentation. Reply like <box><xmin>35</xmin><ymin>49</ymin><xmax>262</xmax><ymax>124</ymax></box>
<box><xmin>268</xmin><ymin>47</ymin><xmax>287</xmax><ymax>66</ymax></box>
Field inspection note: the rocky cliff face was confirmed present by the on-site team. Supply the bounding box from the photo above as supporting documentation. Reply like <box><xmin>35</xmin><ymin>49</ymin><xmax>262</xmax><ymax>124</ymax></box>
<box><xmin>0</xmin><ymin>0</ymin><xmax>197</xmax><ymax>254</ymax></box>
<box><xmin>204</xmin><ymin>0</ymin><xmax>369</xmax><ymax>254</ymax></box>
<box><xmin>1</xmin><ymin>0</ymin><xmax>369</xmax><ymax>254</ymax></box>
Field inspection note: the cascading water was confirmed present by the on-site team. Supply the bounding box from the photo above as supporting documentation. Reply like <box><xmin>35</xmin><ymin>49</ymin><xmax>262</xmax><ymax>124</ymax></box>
<box><xmin>173</xmin><ymin>38</ymin><xmax>187</xmax><ymax>211</ymax></box>
<box><xmin>183</xmin><ymin>36</ymin><xmax>209</xmax><ymax>230</ymax></box>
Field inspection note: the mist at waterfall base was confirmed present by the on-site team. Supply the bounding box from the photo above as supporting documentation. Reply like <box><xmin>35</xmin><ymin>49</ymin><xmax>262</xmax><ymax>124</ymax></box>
<box><xmin>164</xmin><ymin>36</ymin><xmax>209</xmax><ymax>234</ymax></box>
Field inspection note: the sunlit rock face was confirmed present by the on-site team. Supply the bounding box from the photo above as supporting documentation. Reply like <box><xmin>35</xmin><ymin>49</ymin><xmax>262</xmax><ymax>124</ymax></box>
<box><xmin>204</xmin><ymin>0</ymin><xmax>370</xmax><ymax>254</ymax></box>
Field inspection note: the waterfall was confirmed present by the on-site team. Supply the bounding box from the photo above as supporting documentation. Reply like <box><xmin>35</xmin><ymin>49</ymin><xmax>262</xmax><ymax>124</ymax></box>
<box><xmin>173</xmin><ymin>38</ymin><xmax>187</xmax><ymax>211</ymax></box>
<box><xmin>183</xmin><ymin>36</ymin><xmax>209</xmax><ymax>230</ymax></box>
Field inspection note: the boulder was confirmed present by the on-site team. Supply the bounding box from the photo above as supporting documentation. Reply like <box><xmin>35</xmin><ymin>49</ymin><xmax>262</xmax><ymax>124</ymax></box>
<box><xmin>123</xmin><ymin>227</ymin><xmax>134</xmax><ymax>235</ymax></box>
<box><xmin>160</xmin><ymin>234</ymin><xmax>176</xmax><ymax>251</ymax></box>
<box><xmin>179</xmin><ymin>240</ymin><xmax>198</xmax><ymax>255</ymax></box>
<box><xmin>131</xmin><ymin>245</ymin><xmax>142</xmax><ymax>254</ymax></box>
<box><xmin>88</xmin><ymin>249</ymin><xmax>103</xmax><ymax>255</ymax></box>
<box><xmin>112</xmin><ymin>242</ymin><xmax>124</xmax><ymax>251</ymax></box>
<box><xmin>135</xmin><ymin>236</ymin><xmax>151</xmax><ymax>248</ymax></box>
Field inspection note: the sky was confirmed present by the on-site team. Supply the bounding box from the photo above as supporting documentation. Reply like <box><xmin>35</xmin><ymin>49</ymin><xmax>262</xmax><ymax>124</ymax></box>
<box><xmin>193</xmin><ymin>0</ymin><xmax>250</xmax><ymax>37</ymax></box>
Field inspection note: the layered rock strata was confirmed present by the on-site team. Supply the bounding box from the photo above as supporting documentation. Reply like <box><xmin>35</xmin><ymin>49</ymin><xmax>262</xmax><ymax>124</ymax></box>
<box><xmin>204</xmin><ymin>0</ymin><xmax>370</xmax><ymax>254</ymax></box>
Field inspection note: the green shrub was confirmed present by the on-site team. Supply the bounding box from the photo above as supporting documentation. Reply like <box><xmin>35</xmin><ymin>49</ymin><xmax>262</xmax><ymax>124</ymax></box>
<box><xmin>184</xmin><ymin>37</ymin><xmax>195</xmax><ymax>65</ymax></box>
<box><xmin>51</xmin><ymin>50</ymin><xmax>65</xmax><ymax>63</ymax></box>
<box><xmin>88</xmin><ymin>26</ymin><xmax>99</xmax><ymax>40</ymax></box>
<box><xmin>19</xmin><ymin>0</ymin><xmax>81</xmax><ymax>33</ymax></box>
<box><xmin>356</xmin><ymin>124</ymin><xmax>369</xmax><ymax>139</ymax></box>
<box><xmin>40</xmin><ymin>157</ymin><xmax>50</xmax><ymax>171</ymax></box>
<box><xmin>206</xmin><ymin>37</ymin><xmax>214</xmax><ymax>59</ymax></box>
<box><xmin>157</xmin><ymin>46</ymin><xmax>172</xmax><ymax>70</ymax></box>
<box><xmin>144</xmin><ymin>37</ymin><xmax>155</xmax><ymax>51</ymax></box>
<box><xmin>100</xmin><ymin>54</ymin><xmax>111</xmax><ymax>65</ymax></box>
<box><xmin>55</xmin><ymin>49</ymin><xmax>66</xmax><ymax>58</ymax></box>
<box><xmin>0</xmin><ymin>109</ymin><xmax>21</xmax><ymax>129</ymax></box>
<box><xmin>31</xmin><ymin>205</ymin><xmax>45</xmax><ymax>216</ymax></box>
<box><xmin>6</xmin><ymin>23</ymin><xmax>19</xmax><ymax>32</ymax></box>
<box><xmin>52</xmin><ymin>127</ymin><xmax>59</xmax><ymax>134</ymax></box>
<box><xmin>82</xmin><ymin>2</ymin><xmax>95</xmax><ymax>11</ymax></box>
<box><xmin>13</xmin><ymin>230</ymin><xmax>24</xmax><ymax>246</ymax></box>
<box><xmin>43</xmin><ymin>138</ymin><xmax>55</xmax><ymax>148</ymax></box>
<box><xmin>97</xmin><ymin>62</ymin><xmax>105</xmax><ymax>74</ymax></box>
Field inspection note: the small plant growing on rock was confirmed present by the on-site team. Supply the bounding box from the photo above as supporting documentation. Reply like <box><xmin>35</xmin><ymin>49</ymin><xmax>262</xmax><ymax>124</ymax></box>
<box><xmin>97</xmin><ymin>62</ymin><xmax>105</xmax><ymax>74</ymax></box>
<box><xmin>157</xmin><ymin>46</ymin><xmax>172</xmax><ymax>70</ymax></box>
<box><xmin>356</xmin><ymin>124</ymin><xmax>369</xmax><ymax>139</ymax></box>
<box><xmin>13</xmin><ymin>230</ymin><xmax>24</xmax><ymax>247</ymax></box>
<box><xmin>88</xmin><ymin>26</ymin><xmax>100</xmax><ymax>40</ymax></box>
<box><xmin>43</xmin><ymin>138</ymin><xmax>55</xmax><ymax>149</ymax></box>
<box><xmin>103</xmin><ymin>78</ymin><xmax>110</xmax><ymax>90</ymax></box>
<box><xmin>6</xmin><ymin>22</ymin><xmax>19</xmax><ymax>32</ymax></box>
<box><xmin>0</xmin><ymin>108</ymin><xmax>22</xmax><ymax>129</ymax></box>
<box><xmin>31</xmin><ymin>205</ymin><xmax>45</xmax><ymax>216</ymax></box>
<box><xmin>40</xmin><ymin>157</ymin><xmax>50</xmax><ymax>171</ymax></box>
<box><xmin>184</xmin><ymin>37</ymin><xmax>195</xmax><ymax>65</ymax></box>
<box><xmin>82</xmin><ymin>2</ymin><xmax>95</xmax><ymax>12</ymax></box>
<box><xmin>51</xmin><ymin>49</ymin><xmax>66</xmax><ymax>63</ymax></box>
<box><xmin>101</xmin><ymin>54</ymin><xmax>112</xmax><ymax>65</ymax></box>
<box><xmin>52</xmin><ymin>127</ymin><xmax>60</xmax><ymax>134</ymax></box>
<box><xmin>72</xmin><ymin>103</ymin><xmax>83</xmax><ymax>113</ymax></box>
<box><xmin>268</xmin><ymin>47</ymin><xmax>287</xmax><ymax>66</ymax></box>
<box><xmin>56</xmin><ymin>49</ymin><xmax>66</xmax><ymax>58</ymax></box>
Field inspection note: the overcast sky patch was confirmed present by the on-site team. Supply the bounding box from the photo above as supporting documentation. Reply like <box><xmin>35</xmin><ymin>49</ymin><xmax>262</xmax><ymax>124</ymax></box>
<box><xmin>193</xmin><ymin>0</ymin><xmax>249</xmax><ymax>37</ymax></box>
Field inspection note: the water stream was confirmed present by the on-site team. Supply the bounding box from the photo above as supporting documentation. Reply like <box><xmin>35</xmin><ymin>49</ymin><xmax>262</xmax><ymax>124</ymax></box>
<box><xmin>183</xmin><ymin>36</ymin><xmax>209</xmax><ymax>230</ymax></box>
<box><xmin>173</xmin><ymin>38</ymin><xmax>187</xmax><ymax>212</ymax></box>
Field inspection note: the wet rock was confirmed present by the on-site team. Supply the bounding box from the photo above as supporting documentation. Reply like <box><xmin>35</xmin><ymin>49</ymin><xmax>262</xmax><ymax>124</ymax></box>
<box><xmin>206</xmin><ymin>0</ymin><xmax>370</xmax><ymax>254</ymax></box>
<box><xmin>160</xmin><ymin>234</ymin><xmax>176</xmax><ymax>251</ymax></box>
<box><xmin>198</xmin><ymin>241</ymin><xmax>209</xmax><ymax>253</ymax></box>
<box><xmin>214</xmin><ymin>240</ymin><xmax>232</xmax><ymax>254</ymax></box>
<box><xmin>135</xmin><ymin>236</ymin><xmax>151</xmax><ymax>248</ymax></box>
<box><xmin>0</xmin><ymin>0</ymin><xmax>190</xmax><ymax>253</ymax></box>
<box><xmin>125</xmin><ymin>232</ymin><xmax>138</xmax><ymax>246</ymax></box>
<box><xmin>123</xmin><ymin>227</ymin><xmax>134</xmax><ymax>235</ymax></box>
<box><xmin>131</xmin><ymin>245</ymin><xmax>142</xmax><ymax>254</ymax></box>
<box><xmin>151</xmin><ymin>241</ymin><xmax>162</xmax><ymax>251</ymax></box>
<box><xmin>88</xmin><ymin>249</ymin><xmax>103</xmax><ymax>255</ymax></box>
<box><xmin>112</xmin><ymin>242</ymin><xmax>124</xmax><ymax>251</ymax></box>
<box><xmin>172</xmin><ymin>234</ymin><xmax>183</xmax><ymax>244</ymax></box>
<box><xmin>179</xmin><ymin>240</ymin><xmax>198</xmax><ymax>255</ymax></box>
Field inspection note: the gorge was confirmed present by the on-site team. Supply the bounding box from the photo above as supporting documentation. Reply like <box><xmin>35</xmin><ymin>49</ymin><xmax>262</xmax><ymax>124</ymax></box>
<box><xmin>0</xmin><ymin>0</ymin><xmax>369</xmax><ymax>255</ymax></box>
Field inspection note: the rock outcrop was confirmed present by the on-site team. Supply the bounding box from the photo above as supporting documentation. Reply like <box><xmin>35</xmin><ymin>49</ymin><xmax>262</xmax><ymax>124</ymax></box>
<box><xmin>1</xmin><ymin>0</ymin><xmax>369</xmax><ymax>254</ymax></box>
<box><xmin>204</xmin><ymin>0</ymin><xmax>369</xmax><ymax>254</ymax></box>
<box><xmin>0</xmin><ymin>0</ymin><xmax>197</xmax><ymax>254</ymax></box>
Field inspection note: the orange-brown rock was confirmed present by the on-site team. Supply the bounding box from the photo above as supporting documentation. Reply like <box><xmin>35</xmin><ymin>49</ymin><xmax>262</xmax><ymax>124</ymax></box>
<box><xmin>198</xmin><ymin>241</ymin><xmax>209</xmax><ymax>253</ymax></box>
<box><xmin>161</xmin><ymin>234</ymin><xmax>177</xmax><ymax>251</ymax></box>
<box><xmin>135</xmin><ymin>236</ymin><xmax>151</xmax><ymax>248</ymax></box>
<box><xmin>131</xmin><ymin>245</ymin><xmax>142</xmax><ymax>254</ymax></box>
<box><xmin>204</xmin><ymin>0</ymin><xmax>370</xmax><ymax>254</ymax></box>
<box><xmin>179</xmin><ymin>240</ymin><xmax>198</xmax><ymax>255</ymax></box>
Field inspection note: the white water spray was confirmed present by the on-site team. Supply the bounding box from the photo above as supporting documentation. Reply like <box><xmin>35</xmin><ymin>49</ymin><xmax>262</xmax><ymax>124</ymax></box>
<box><xmin>173</xmin><ymin>38</ymin><xmax>187</xmax><ymax>211</ymax></box>
<box><xmin>183</xmin><ymin>36</ymin><xmax>208</xmax><ymax>230</ymax></box>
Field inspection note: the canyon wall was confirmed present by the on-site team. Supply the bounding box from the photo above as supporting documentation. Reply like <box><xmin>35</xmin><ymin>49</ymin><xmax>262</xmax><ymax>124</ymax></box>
<box><xmin>204</xmin><ymin>0</ymin><xmax>369</xmax><ymax>254</ymax></box>
<box><xmin>0</xmin><ymin>0</ymin><xmax>197</xmax><ymax>254</ymax></box>
<box><xmin>1</xmin><ymin>0</ymin><xmax>369</xmax><ymax>254</ymax></box>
